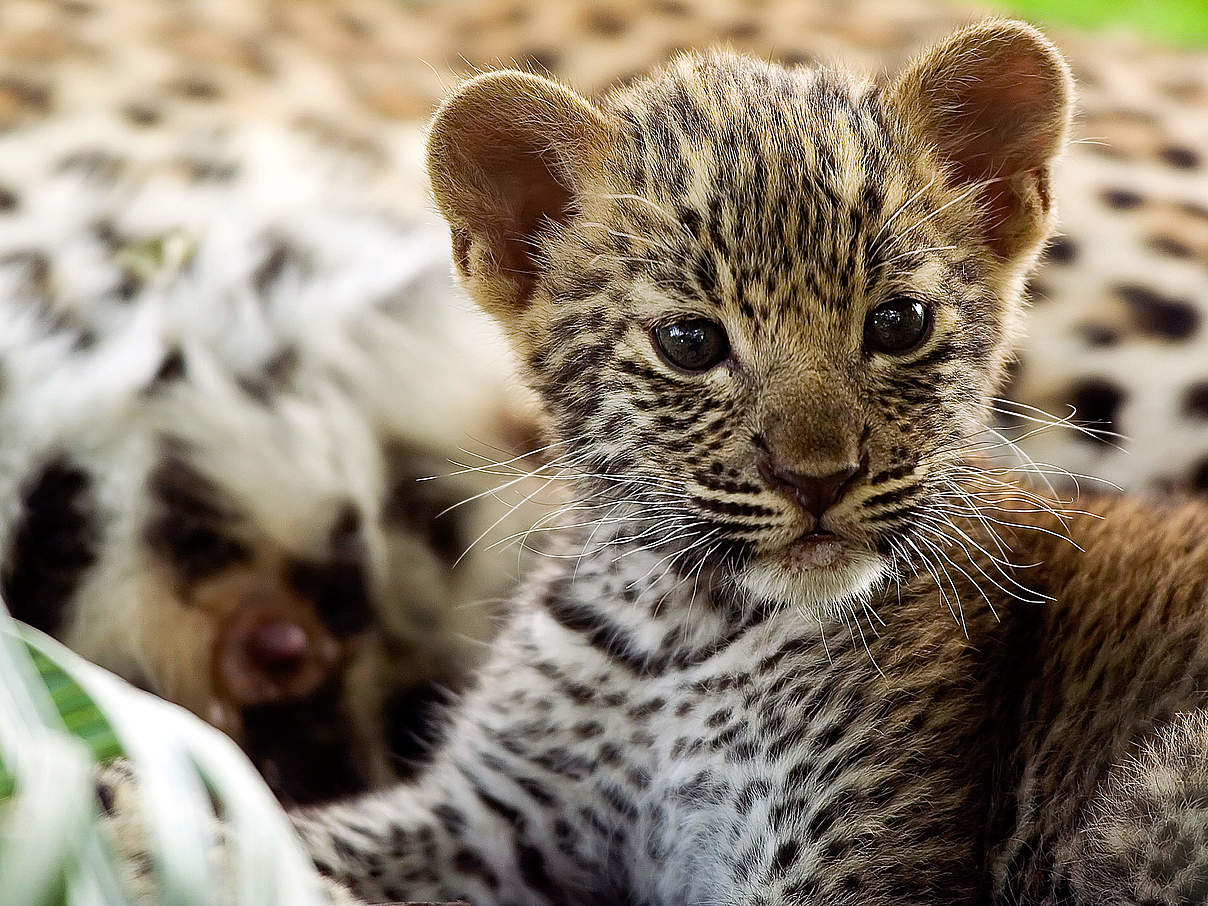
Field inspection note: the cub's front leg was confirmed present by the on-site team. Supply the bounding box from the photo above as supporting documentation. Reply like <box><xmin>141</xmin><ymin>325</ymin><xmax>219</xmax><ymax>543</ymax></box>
<box><xmin>292</xmin><ymin>617</ymin><xmax>622</xmax><ymax>906</ymax></box>
<box><xmin>93</xmin><ymin>760</ymin><xmax>364</xmax><ymax>905</ymax></box>
<box><xmin>1067</xmin><ymin>710</ymin><xmax>1208</xmax><ymax>905</ymax></box>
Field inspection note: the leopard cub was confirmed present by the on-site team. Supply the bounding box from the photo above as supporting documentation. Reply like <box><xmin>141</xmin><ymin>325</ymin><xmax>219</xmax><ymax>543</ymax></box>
<box><xmin>286</xmin><ymin>21</ymin><xmax>1208</xmax><ymax>905</ymax></box>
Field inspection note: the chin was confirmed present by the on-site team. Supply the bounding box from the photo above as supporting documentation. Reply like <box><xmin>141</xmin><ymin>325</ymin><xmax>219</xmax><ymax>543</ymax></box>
<box><xmin>737</xmin><ymin>544</ymin><xmax>889</xmax><ymax>620</ymax></box>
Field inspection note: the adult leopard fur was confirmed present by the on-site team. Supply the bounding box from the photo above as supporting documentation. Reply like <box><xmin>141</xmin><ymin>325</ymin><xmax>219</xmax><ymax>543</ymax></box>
<box><xmin>0</xmin><ymin>122</ymin><xmax>546</xmax><ymax>803</ymax></box>
<box><xmin>256</xmin><ymin>20</ymin><xmax>1206</xmax><ymax>904</ymax></box>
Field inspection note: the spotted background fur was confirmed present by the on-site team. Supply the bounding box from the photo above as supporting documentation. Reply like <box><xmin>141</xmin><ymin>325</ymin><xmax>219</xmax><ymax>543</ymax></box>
<box><xmin>20</xmin><ymin>2</ymin><xmax>1197</xmax><ymax>902</ymax></box>
<box><xmin>0</xmin><ymin>114</ymin><xmax>549</xmax><ymax>802</ymax></box>
<box><xmin>2</xmin><ymin>0</ymin><xmax>1204</xmax><ymax>490</ymax></box>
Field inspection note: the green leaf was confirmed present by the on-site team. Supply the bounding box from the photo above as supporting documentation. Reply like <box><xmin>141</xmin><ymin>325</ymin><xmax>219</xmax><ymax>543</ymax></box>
<box><xmin>0</xmin><ymin>640</ymin><xmax>122</xmax><ymax>800</ymax></box>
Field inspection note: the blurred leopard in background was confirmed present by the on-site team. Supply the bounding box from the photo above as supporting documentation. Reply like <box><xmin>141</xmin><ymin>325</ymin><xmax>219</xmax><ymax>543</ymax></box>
<box><xmin>3</xmin><ymin>0</ymin><xmax>1205</xmax><ymax>479</ymax></box>
<box><xmin>0</xmin><ymin>120</ymin><xmax>548</xmax><ymax>803</ymax></box>
<box><xmin>1</xmin><ymin>0</ymin><xmax>1205</xmax><ymax>802</ymax></box>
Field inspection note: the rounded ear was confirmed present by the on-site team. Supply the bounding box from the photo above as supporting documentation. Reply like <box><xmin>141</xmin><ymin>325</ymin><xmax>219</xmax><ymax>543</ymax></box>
<box><xmin>888</xmin><ymin>20</ymin><xmax>1074</xmax><ymax>258</ymax></box>
<box><xmin>426</xmin><ymin>71</ymin><xmax>613</xmax><ymax>321</ymax></box>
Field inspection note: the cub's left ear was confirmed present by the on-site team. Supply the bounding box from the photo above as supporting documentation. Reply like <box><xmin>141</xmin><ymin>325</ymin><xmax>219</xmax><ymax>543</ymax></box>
<box><xmin>426</xmin><ymin>71</ymin><xmax>613</xmax><ymax>323</ymax></box>
<box><xmin>888</xmin><ymin>20</ymin><xmax>1073</xmax><ymax>258</ymax></box>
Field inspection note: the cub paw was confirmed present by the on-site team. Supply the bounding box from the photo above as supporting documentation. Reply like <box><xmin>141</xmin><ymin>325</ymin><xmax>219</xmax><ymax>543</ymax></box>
<box><xmin>93</xmin><ymin>759</ymin><xmax>363</xmax><ymax>905</ymax></box>
<box><xmin>1070</xmin><ymin>711</ymin><xmax>1208</xmax><ymax>905</ymax></box>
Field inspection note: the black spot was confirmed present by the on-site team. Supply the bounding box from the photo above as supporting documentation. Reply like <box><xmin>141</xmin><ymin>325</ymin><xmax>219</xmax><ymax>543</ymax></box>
<box><xmin>1160</xmin><ymin>145</ymin><xmax>1201</xmax><ymax>169</ymax></box>
<box><xmin>122</xmin><ymin>102</ymin><xmax>162</xmax><ymax>127</ymax></box>
<box><xmin>0</xmin><ymin>75</ymin><xmax>52</xmax><ymax>112</ymax></box>
<box><xmin>1179</xmin><ymin>201</ymin><xmax>1208</xmax><ymax>222</ymax></box>
<box><xmin>252</xmin><ymin>242</ymin><xmax>289</xmax><ymax>295</ymax></box>
<box><xmin>182</xmin><ymin>156</ymin><xmax>238</xmax><ymax>182</ymax></box>
<box><xmin>452</xmin><ymin>848</ymin><xmax>499</xmax><ymax>891</ymax></box>
<box><xmin>263</xmin><ymin>346</ymin><xmax>298</xmax><ymax>386</ymax></box>
<box><xmin>146</xmin><ymin>453</ymin><xmax>228</xmax><ymax>523</ymax></box>
<box><xmin>1067</xmin><ymin>379</ymin><xmax>1125</xmax><ymax>446</ymax></box>
<box><xmin>238</xmin><ymin>347</ymin><xmax>298</xmax><ymax>401</ymax></box>
<box><xmin>236</xmin><ymin>374</ymin><xmax>272</xmax><ymax>404</ymax></box>
<box><xmin>1</xmin><ymin>458</ymin><xmax>100</xmax><ymax>634</ymax></box>
<box><xmin>725</xmin><ymin>20</ymin><xmax>759</xmax><ymax>40</ymax></box>
<box><xmin>526</xmin><ymin>48</ymin><xmax>561</xmax><ymax>72</ymax></box>
<box><xmin>383</xmin><ymin>679</ymin><xmax>452</xmax><ymax>778</ymax></box>
<box><xmin>113</xmin><ymin>267</ymin><xmax>142</xmax><ymax>301</ymax></box>
<box><xmin>1185</xmin><ymin>382</ymin><xmax>1208</xmax><ymax>419</ymax></box>
<box><xmin>772</xmin><ymin>839</ymin><xmax>801</xmax><ymax>877</ymax></box>
<box><xmin>1192</xmin><ymin>457</ymin><xmax>1208</xmax><ymax>492</ymax></box>
<box><xmin>1116</xmin><ymin>284</ymin><xmax>1200</xmax><ymax>340</ymax></box>
<box><xmin>242</xmin><ymin>678</ymin><xmax>369</xmax><ymax>805</ymax></box>
<box><xmin>0</xmin><ymin>185</ymin><xmax>17</xmax><ymax>212</ymax></box>
<box><xmin>1079</xmin><ymin>324</ymin><xmax>1119</xmax><ymax>347</ymax></box>
<box><xmin>1042</xmin><ymin>236</ymin><xmax>1077</xmax><ymax>264</ymax></box>
<box><xmin>585</xmin><ymin>8</ymin><xmax>626</xmax><ymax>35</ymax></box>
<box><xmin>2</xmin><ymin>250</ymin><xmax>50</xmax><ymax>295</ymax></box>
<box><xmin>91</xmin><ymin>218</ymin><xmax>123</xmax><ymax>250</ymax></box>
<box><xmin>472</xmin><ymin>780</ymin><xmax>527</xmax><ymax>830</ymax></box>
<box><xmin>778</xmin><ymin>50</ymin><xmax>817</xmax><ymax>67</ymax></box>
<box><xmin>1149</xmin><ymin>235</ymin><xmax>1193</xmax><ymax>259</ymax></box>
<box><xmin>1025</xmin><ymin>278</ymin><xmax>1051</xmax><ymax>301</ymax></box>
<box><xmin>287</xmin><ymin>507</ymin><xmax>373</xmax><ymax>637</ymax></box>
<box><xmin>517</xmin><ymin>842</ymin><xmax>567</xmax><ymax>903</ymax></box>
<box><xmin>151</xmin><ymin>348</ymin><xmax>186</xmax><ymax>386</ymax></box>
<box><xmin>94</xmin><ymin>779</ymin><xmax>116</xmax><ymax>815</ymax></box>
<box><xmin>1101</xmin><ymin>188</ymin><xmax>1143</xmax><ymax>210</ymax></box>
<box><xmin>573</xmin><ymin>720</ymin><xmax>604</xmax><ymax>740</ymax></box>
<box><xmin>382</xmin><ymin>445</ymin><xmax>465</xmax><ymax>566</ymax></box>
<box><xmin>172</xmin><ymin>75</ymin><xmax>221</xmax><ymax>101</ymax></box>
<box><xmin>144</xmin><ymin>453</ymin><xmax>250</xmax><ymax>584</ymax></box>
<box><xmin>57</xmin><ymin>149</ymin><xmax>125</xmax><ymax>181</ymax></box>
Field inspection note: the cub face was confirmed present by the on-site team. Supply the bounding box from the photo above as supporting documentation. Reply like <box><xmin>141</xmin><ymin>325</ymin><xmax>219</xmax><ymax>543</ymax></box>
<box><xmin>427</xmin><ymin>20</ymin><xmax>1073</xmax><ymax>616</ymax></box>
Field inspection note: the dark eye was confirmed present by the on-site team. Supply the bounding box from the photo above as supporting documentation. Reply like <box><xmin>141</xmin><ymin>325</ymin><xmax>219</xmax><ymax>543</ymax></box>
<box><xmin>652</xmin><ymin>319</ymin><xmax>730</xmax><ymax>372</ymax></box>
<box><xmin>864</xmin><ymin>297</ymin><xmax>931</xmax><ymax>354</ymax></box>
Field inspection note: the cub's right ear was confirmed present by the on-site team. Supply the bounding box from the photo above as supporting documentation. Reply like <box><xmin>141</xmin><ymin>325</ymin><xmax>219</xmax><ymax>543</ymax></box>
<box><xmin>426</xmin><ymin>71</ymin><xmax>613</xmax><ymax>322</ymax></box>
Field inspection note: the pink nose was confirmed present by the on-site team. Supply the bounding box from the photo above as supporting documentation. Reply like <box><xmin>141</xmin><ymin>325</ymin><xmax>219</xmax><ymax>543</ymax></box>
<box><xmin>247</xmin><ymin>620</ymin><xmax>310</xmax><ymax>672</ymax></box>
<box><xmin>217</xmin><ymin>609</ymin><xmax>339</xmax><ymax>707</ymax></box>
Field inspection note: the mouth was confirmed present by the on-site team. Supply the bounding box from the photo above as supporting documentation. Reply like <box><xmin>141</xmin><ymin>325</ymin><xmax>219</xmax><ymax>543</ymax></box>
<box><xmin>782</xmin><ymin>530</ymin><xmax>849</xmax><ymax>571</ymax></box>
<box><xmin>737</xmin><ymin>527</ymin><xmax>887</xmax><ymax>617</ymax></box>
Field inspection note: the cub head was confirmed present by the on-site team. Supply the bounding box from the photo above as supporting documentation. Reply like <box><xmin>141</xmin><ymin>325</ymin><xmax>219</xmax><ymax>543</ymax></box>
<box><xmin>427</xmin><ymin>21</ymin><xmax>1072</xmax><ymax>616</ymax></box>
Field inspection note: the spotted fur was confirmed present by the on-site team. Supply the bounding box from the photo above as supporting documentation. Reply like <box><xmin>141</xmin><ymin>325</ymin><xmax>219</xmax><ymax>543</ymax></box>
<box><xmin>8</xmin><ymin>1</ymin><xmax>1207</xmax><ymax>899</ymax></box>
<box><xmin>278</xmin><ymin>23</ymin><xmax>1208</xmax><ymax>906</ymax></box>
<box><xmin>0</xmin><ymin>122</ymin><xmax>546</xmax><ymax>803</ymax></box>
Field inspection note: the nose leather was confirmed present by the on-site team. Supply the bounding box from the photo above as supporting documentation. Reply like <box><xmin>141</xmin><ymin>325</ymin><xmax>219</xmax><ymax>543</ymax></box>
<box><xmin>213</xmin><ymin>585</ymin><xmax>341</xmax><ymax>708</ymax></box>
<box><xmin>759</xmin><ymin>458</ymin><xmax>860</xmax><ymax>519</ymax></box>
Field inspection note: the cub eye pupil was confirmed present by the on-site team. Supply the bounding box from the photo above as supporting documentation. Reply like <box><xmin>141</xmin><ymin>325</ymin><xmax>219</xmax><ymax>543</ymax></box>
<box><xmin>653</xmin><ymin>319</ymin><xmax>730</xmax><ymax>372</ymax></box>
<box><xmin>865</xmin><ymin>298</ymin><xmax>931</xmax><ymax>354</ymax></box>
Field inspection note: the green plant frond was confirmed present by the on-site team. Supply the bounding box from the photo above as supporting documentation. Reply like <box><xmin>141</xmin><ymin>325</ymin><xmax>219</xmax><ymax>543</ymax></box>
<box><xmin>0</xmin><ymin>644</ymin><xmax>123</xmax><ymax>800</ymax></box>
<box><xmin>0</xmin><ymin>610</ymin><xmax>326</xmax><ymax>906</ymax></box>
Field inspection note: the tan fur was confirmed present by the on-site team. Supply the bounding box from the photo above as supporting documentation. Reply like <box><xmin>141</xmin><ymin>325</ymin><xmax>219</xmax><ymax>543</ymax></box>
<box><xmin>428</xmin><ymin>71</ymin><xmax>615</xmax><ymax>319</ymax></box>
<box><xmin>88</xmin><ymin>16</ymin><xmax>1208</xmax><ymax>904</ymax></box>
<box><xmin>888</xmin><ymin>20</ymin><xmax>1073</xmax><ymax>256</ymax></box>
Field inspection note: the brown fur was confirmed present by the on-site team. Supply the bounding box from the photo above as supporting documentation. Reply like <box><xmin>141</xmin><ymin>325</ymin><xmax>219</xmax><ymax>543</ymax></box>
<box><xmin>289</xmin><ymin>22</ymin><xmax>1208</xmax><ymax>905</ymax></box>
